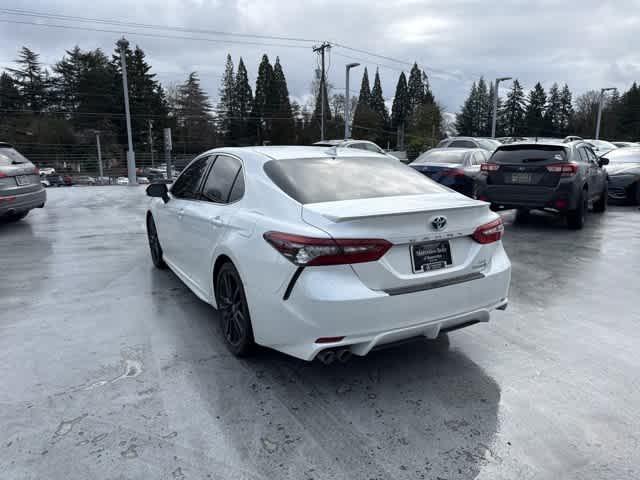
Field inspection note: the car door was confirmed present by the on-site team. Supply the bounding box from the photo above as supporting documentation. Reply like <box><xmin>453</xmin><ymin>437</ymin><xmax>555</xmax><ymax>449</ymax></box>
<box><xmin>156</xmin><ymin>155</ymin><xmax>211</xmax><ymax>268</ymax></box>
<box><xmin>179</xmin><ymin>154</ymin><xmax>245</xmax><ymax>294</ymax></box>
<box><xmin>577</xmin><ymin>146</ymin><xmax>598</xmax><ymax>200</ymax></box>
<box><xmin>585</xmin><ymin>147</ymin><xmax>606</xmax><ymax>198</ymax></box>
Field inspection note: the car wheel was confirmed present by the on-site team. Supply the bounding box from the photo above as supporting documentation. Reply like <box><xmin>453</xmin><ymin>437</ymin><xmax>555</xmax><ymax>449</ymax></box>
<box><xmin>515</xmin><ymin>208</ymin><xmax>530</xmax><ymax>223</ymax></box>
<box><xmin>592</xmin><ymin>185</ymin><xmax>607</xmax><ymax>213</ymax></box>
<box><xmin>146</xmin><ymin>214</ymin><xmax>167</xmax><ymax>269</ymax></box>
<box><xmin>632</xmin><ymin>182</ymin><xmax>640</xmax><ymax>206</ymax></box>
<box><xmin>215</xmin><ymin>262</ymin><xmax>255</xmax><ymax>357</ymax></box>
<box><xmin>3</xmin><ymin>210</ymin><xmax>28</xmax><ymax>222</ymax></box>
<box><xmin>567</xmin><ymin>190</ymin><xmax>587</xmax><ymax>230</ymax></box>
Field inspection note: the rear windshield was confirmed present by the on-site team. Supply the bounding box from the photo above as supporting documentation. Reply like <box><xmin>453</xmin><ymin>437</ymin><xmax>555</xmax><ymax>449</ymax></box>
<box><xmin>264</xmin><ymin>157</ymin><xmax>445</xmax><ymax>204</ymax></box>
<box><xmin>0</xmin><ymin>147</ymin><xmax>30</xmax><ymax>166</ymax></box>
<box><xmin>476</xmin><ymin>139</ymin><xmax>501</xmax><ymax>150</ymax></box>
<box><xmin>491</xmin><ymin>145</ymin><xmax>567</xmax><ymax>164</ymax></box>
<box><xmin>412</xmin><ymin>150</ymin><xmax>468</xmax><ymax>165</ymax></box>
<box><xmin>605</xmin><ymin>148</ymin><xmax>640</xmax><ymax>163</ymax></box>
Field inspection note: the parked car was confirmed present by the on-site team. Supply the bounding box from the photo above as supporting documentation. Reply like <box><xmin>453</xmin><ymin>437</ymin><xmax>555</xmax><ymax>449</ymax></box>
<box><xmin>476</xmin><ymin>140</ymin><xmax>608</xmax><ymax>229</ymax></box>
<box><xmin>45</xmin><ymin>174</ymin><xmax>71</xmax><ymax>187</ymax></box>
<box><xmin>39</xmin><ymin>167</ymin><xmax>56</xmax><ymax>176</ymax></box>
<box><xmin>603</xmin><ymin>147</ymin><xmax>640</xmax><ymax>204</ymax></box>
<box><xmin>74</xmin><ymin>175</ymin><xmax>96</xmax><ymax>186</ymax></box>
<box><xmin>409</xmin><ymin>148</ymin><xmax>489</xmax><ymax>197</ymax></box>
<box><xmin>0</xmin><ymin>142</ymin><xmax>46</xmax><ymax>222</ymax></box>
<box><xmin>437</xmin><ymin>137</ymin><xmax>501</xmax><ymax>152</ymax></box>
<box><xmin>137</xmin><ymin>176</ymin><xmax>150</xmax><ymax>184</ymax></box>
<box><xmin>611</xmin><ymin>141</ymin><xmax>640</xmax><ymax>148</ymax></box>
<box><xmin>585</xmin><ymin>139</ymin><xmax>618</xmax><ymax>155</ymax></box>
<box><xmin>116</xmin><ymin>177</ymin><xmax>129</xmax><ymax>185</ymax></box>
<box><xmin>40</xmin><ymin>178</ymin><xmax>50</xmax><ymax>188</ymax></box>
<box><xmin>145</xmin><ymin>146</ymin><xmax>511</xmax><ymax>362</ymax></box>
<box><xmin>312</xmin><ymin>139</ymin><xmax>399</xmax><ymax>160</ymax></box>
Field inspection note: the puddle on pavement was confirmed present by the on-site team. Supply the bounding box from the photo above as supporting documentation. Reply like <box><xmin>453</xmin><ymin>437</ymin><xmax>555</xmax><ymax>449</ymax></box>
<box><xmin>83</xmin><ymin>359</ymin><xmax>142</xmax><ymax>391</ymax></box>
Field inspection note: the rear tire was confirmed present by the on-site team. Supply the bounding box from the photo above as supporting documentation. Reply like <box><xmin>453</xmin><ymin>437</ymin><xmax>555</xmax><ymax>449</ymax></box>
<box><xmin>515</xmin><ymin>208</ymin><xmax>530</xmax><ymax>223</ymax></box>
<box><xmin>567</xmin><ymin>190</ymin><xmax>587</xmax><ymax>229</ymax></box>
<box><xmin>146</xmin><ymin>214</ymin><xmax>167</xmax><ymax>269</ymax></box>
<box><xmin>215</xmin><ymin>262</ymin><xmax>255</xmax><ymax>357</ymax></box>
<box><xmin>631</xmin><ymin>182</ymin><xmax>640</xmax><ymax>206</ymax></box>
<box><xmin>592</xmin><ymin>185</ymin><xmax>607</xmax><ymax>213</ymax></box>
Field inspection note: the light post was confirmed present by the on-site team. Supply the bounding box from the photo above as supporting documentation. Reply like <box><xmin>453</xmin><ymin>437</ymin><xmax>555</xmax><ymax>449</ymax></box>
<box><xmin>595</xmin><ymin>87</ymin><xmax>616</xmax><ymax>140</ymax></box>
<box><xmin>491</xmin><ymin>76</ymin><xmax>512</xmax><ymax>138</ymax></box>
<box><xmin>344</xmin><ymin>62</ymin><xmax>360</xmax><ymax>140</ymax></box>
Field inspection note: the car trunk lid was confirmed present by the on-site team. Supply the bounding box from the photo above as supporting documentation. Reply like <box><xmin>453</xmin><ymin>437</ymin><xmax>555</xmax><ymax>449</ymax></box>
<box><xmin>486</xmin><ymin>144</ymin><xmax>568</xmax><ymax>187</ymax></box>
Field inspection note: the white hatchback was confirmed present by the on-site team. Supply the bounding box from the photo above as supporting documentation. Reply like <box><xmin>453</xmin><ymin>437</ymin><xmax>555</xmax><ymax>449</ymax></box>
<box><xmin>146</xmin><ymin>146</ymin><xmax>511</xmax><ymax>362</ymax></box>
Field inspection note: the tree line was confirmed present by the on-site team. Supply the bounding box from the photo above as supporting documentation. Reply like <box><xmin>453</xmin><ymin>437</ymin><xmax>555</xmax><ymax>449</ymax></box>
<box><xmin>0</xmin><ymin>40</ymin><xmax>443</xmax><ymax>168</ymax></box>
<box><xmin>456</xmin><ymin>78</ymin><xmax>640</xmax><ymax>140</ymax></box>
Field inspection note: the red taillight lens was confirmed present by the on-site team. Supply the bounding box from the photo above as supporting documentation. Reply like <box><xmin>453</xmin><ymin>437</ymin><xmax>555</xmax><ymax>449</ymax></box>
<box><xmin>445</xmin><ymin>168</ymin><xmax>466</xmax><ymax>177</ymax></box>
<box><xmin>263</xmin><ymin>231</ymin><xmax>392</xmax><ymax>266</ymax></box>
<box><xmin>472</xmin><ymin>217</ymin><xmax>504</xmax><ymax>244</ymax></box>
<box><xmin>33</xmin><ymin>167</ymin><xmax>40</xmax><ymax>175</ymax></box>
<box><xmin>480</xmin><ymin>163</ymin><xmax>500</xmax><ymax>173</ymax></box>
<box><xmin>546</xmin><ymin>162</ymin><xmax>578</xmax><ymax>176</ymax></box>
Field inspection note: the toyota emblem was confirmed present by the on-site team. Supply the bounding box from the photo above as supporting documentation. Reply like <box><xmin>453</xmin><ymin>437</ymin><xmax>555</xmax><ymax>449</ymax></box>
<box><xmin>431</xmin><ymin>216</ymin><xmax>447</xmax><ymax>231</ymax></box>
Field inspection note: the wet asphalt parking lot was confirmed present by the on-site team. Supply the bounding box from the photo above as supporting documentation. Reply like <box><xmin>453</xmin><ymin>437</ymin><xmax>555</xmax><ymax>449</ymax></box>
<box><xmin>1</xmin><ymin>186</ymin><xmax>639</xmax><ymax>480</ymax></box>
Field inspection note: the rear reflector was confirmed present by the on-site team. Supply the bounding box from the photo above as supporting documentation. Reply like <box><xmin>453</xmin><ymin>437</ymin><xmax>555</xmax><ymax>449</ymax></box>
<box><xmin>554</xmin><ymin>199</ymin><xmax>568</xmax><ymax>209</ymax></box>
<box><xmin>264</xmin><ymin>231</ymin><xmax>392</xmax><ymax>267</ymax></box>
<box><xmin>315</xmin><ymin>336</ymin><xmax>345</xmax><ymax>344</ymax></box>
<box><xmin>480</xmin><ymin>163</ymin><xmax>500</xmax><ymax>172</ymax></box>
<box><xmin>546</xmin><ymin>162</ymin><xmax>578</xmax><ymax>176</ymax></box>
<box><xmin>472</xmin><ymin>217</ymin><xmax>504</xmax><ymax>244</ymax></box>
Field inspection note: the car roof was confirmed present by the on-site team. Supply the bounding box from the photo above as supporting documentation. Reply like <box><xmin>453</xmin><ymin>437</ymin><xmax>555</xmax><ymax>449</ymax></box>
<box><xmin>201</xmin><ymin>145</ymin><xmax>385</xmax><ymax>162</ymax></box>
<box><xmin>423</xmin><ymin>147</ymin><xmax>484</xmax><ymax>153</ymax></box>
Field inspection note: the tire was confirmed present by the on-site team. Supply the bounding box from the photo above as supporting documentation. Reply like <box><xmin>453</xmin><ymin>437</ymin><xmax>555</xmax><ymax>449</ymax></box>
<box><xmin>593</xmin><ymin>184</ymin><xmax>607</xmax><ymax>213</ymax></box>
<box><xmin>3</xmin><ymin>210</ymin><xmax>29</xmax><ymax>222</ymax></box>
<box><xmin>215</xmin><ymin>262</ymin><xmax>255</xmax><ymax>357</ymax></box>
<box><xmin>567</xmin><ymin>189</ymin><xmax>587</xmax><ymax>229</ymax></box>
<box><xmin>515</xmin><ymin>208</ymin><xmax>530</xmax><ymax>223</ymax></box>
<box><xmin>146</xmin><ymin>214</ymin><xmax>167</xmax><ymax>269</ymax></box>
<box><xmin>631</xmin><ymin>182</ymin><xmax>640</xmax><ymax>206</ymax></box>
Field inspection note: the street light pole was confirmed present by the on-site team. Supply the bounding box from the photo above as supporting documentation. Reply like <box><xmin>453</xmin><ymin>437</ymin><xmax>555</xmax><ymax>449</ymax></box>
<box><xmin>120</xmin><ymin>44</ymin><xmax>136</xmax><ymax>186</ymax></box>
<box><xmin>595</xmin><ymin>87</ymin><xmax>616</xmax><ymax>140</ymax></box>
<box><xmin>491</xmin><ymin>77</ymin><xmax>512</xmax><ymax>138</ymax></box>
<box><xmin>344</xmin><ymin>62</ymin><xmax>360</xmax><ymax>140</ymax></box>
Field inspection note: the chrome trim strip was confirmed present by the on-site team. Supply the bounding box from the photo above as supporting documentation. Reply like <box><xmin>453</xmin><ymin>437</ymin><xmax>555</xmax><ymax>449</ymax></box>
<box><xmin>383</xmin><ymin>272</ymin><xmax>485</xmax><ymax>296</ymax></box>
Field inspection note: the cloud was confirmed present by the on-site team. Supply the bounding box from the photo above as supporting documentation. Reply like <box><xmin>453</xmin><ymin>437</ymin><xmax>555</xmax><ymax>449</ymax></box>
<box><xmin>1</xmin><ymin>0</ymin><xmax>639</xmax><ymax>114</ymax></box>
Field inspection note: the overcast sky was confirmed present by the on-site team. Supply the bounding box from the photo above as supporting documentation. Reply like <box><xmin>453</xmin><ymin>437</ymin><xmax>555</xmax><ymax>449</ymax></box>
<box><xmin>1</xmin><ymin>1</ymin><xmax>639</xmax><ymax>113</ymax></box>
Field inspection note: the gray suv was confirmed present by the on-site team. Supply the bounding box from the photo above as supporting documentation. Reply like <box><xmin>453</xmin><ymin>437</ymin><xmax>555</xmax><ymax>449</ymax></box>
<box><xmin>0</xmin><ymin>142</ymin><xmax>46</xmax><ymax>222</ymax></box>
<box><xmin>476</xmin><ymin>141</ymin><xmax>608</xmax><ymax>229</ymax></box>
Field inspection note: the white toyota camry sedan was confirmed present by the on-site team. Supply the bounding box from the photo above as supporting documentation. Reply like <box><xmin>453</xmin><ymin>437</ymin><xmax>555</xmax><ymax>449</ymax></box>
<box><xmin>146</xmin><ymin>146</ymin><xmax>511</xmax><ymax>363</ymax></box>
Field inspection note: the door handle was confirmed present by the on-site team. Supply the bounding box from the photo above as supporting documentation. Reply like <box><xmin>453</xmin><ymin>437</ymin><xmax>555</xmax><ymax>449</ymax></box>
<box><xmin>177</xmin><ymin>208</ymin><xmax>185</xmax><ymax>219</ymax></box>
<box><xmin>210</xmin><ymin>215</ymin><xmax>225</xmax><ymax>227</ymax></box>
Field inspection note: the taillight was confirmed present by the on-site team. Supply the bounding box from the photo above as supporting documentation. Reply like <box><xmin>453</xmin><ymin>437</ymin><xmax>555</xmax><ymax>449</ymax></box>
<box><xmin>481</xmin><ymin>163</ymin><xmax>500</xmax><ymax>173</ymax></box>
<box><xmin>546</xmin><ymin>162</ymin><xmax>578</xmax><ymax>176</ymax></box>
<box><xmin>472</xmin><ymin>217</ymin><xmax>504</xmax><ymax>244</ymax></box>
<box><xmin>33</xmin><ymin>167</ymin><xmax>39</xmax><ymax>175</ymax></box>
<box><xmin>0</xmin><ymin>172</ymin><xmax>6</xmax><ymax>178</ymax></box>
<box><xmin>263</xmin><ymin>231</ymin><xmax>392</xmax><ymax>266</ymax></box>
<box><xmin>445</xmin><ymin>168</ymin><xmax>466</xmax><ymax>177</ymax></box>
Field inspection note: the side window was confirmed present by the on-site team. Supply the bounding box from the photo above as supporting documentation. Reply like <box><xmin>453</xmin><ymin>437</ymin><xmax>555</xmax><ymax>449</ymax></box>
<box><xmin>450</xmin><ymin>140</ymin><xmax>476</xmax><ymax>148</ymax></box>
<box><xmin>349</xmin><ymin>143</ymin><xmax>369</xmax><ymax>151</ymax></box>
<box><xmin>472</xmin><ymin>151</ymin><xmax>487</xmax><ymax>165</ymax></box>
<box><xmin>201</xmin><ymin>155</ymin><xmax>242</xmax><ymax>203</ymax></box>
<box><xmin>576</xmin><ymin>147</ymin><xmax>589</xmax><ymax>163</ymax></box>
<box><xmin>171</xmin><ymin>156</ymin><xmax>210</xmax><ymax>199</ymax></box>
<box><xmin>586</xmin><ymin>148</ymin><xmax>599</xmax><ymax>165</ymax></box>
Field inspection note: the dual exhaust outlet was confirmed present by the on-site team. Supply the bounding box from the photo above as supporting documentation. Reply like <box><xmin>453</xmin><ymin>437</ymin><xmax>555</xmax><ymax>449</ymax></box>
<box><xmin>316</xmin><ymin>347</ymin><xmax>352</xmax><ymax>365</ymax></box>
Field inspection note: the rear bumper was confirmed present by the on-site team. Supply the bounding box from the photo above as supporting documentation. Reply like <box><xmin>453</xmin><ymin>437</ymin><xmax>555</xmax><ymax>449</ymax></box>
<box><xmin>0</xmin><ymin>188</ymin><xmax>46</xmax><ymax>216</ymax></box>
<box><xmin>247</xmin><ymin>244</ymin><xmax>511</xmax><ymax>361</ymax></box>
<box><xmin>480</xmin><ymin>184</ymin><xmax>577</xmax><ymax>210</ymax></box>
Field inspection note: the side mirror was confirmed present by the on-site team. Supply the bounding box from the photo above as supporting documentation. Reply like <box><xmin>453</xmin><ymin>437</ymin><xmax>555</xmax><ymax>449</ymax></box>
<box><xmin>146</xmin><ymin>183</ymin><xmax>169</xmax><ymax>203</ymax></box>
<box><xmin>599</xmin><ymin>157</ymin><xmax>610</xmax><ymax>167</ymax></box>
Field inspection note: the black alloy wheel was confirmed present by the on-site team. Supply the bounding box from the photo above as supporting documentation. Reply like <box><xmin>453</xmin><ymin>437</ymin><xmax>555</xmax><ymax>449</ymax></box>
<box><xmin>215</xmin><ymin>263</ymin><xmax>255</xmax><ymax>356</ymax></box>
<box><xmin>146</xmin><ymin>214</ymin><xmax>167</xmax><ymax>269</ymax></box>
<box><xmin>593</xmin><ymin>185</ymin><xmax>607</xmax><ymax>213</ymax></box>
<box><xmin>567</xmin><ymin>190</ymin><xmax>587</xmax><ymax>230</ymax></box>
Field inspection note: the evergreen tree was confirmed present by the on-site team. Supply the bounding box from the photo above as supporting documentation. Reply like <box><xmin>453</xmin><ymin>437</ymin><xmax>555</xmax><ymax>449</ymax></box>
<box><xmin>175</xmin><ymin>72</ymin><xmax>213</xmax><ymax>152</ymax></box>
<box><xmin>545</xmin><ymin>83</ymin><xmax>562</xmax><ymax>136</ymax></box>
<box><xmin>486</xmin><ymin>81</ymin><xmax>503</xmax><ymax>137</ymax></box>
<box><xmin>368</xmin><ymin>68</ymin><xmax>389</xmax><ymax>144</ymax></box>
<box><xmin>233</xmin><ymin>57</ymin><xmax>253</xmax><ymax>144</ymax></box>
<box><xmin>475</xmin><ymin>77</ymin><xmax>491</xmax><ymax>136</ymax></box>
<box><xmin>456</xmin><ymin>82</ymin><xmax>477</xmax><ymax>136</ymax></box>
<box><xmin>0</xmin><ymin>72</ymin><xmax>22</xmax><ymax>111</ymax></box>
<box><xmin>311</xmin><ymin>66</ymin><xmax>331</xmax><ymax>139</ymax></box>
<box><xmin>618</xmin><ymin>83</ymin><xmax>640</xmax><ymax>140</ymax></box>
<box><xmin>407</xmin><ymin>63</ymin><xmax>424</xmax><ymax>117</ymax></box>
<box><xmin>252</xmin><ymin>54</ymin><xmax>274</xmax><ymax>143</ymax></box>
<box><xmin>7</xmin><ymin>46</ymin><xmax>48</xmax><ymax>112</ymax></box>
<box><xmin>422</xmin><ymin>70</ymin><xmax>435</xmax><ymax>105</ymax></box>
<box><xmin>501</xmin><ymin>79</ymin><xmax>526</xmax><ymax>136</ymax></box>
<box><xmin>559</xmin><ymin>84</ymin><xmax>573</xmax><ymax>135</ymax></box>
<box><xmin>270</xmin><ymin>57</ymin><xmax>295</xmax><ymax>144</ymax></box>
<box><xmin>352</xmin><ymin>67</ymin><xmax>377</xmax><ymax>139</ymax></box>
<box><xmin>525</xmin><ymin>82</ymin><xmax>547</xmax><ymax>136</ymax></box>
<box><xmin>217</xmin><ymin>54</ymin><xmax>235</xmax><ymax>143</ymax></box>
<box><xmin>391</xmin><ymin>72</ymin><xmax>410</xmax><ymax>146</ymax></box>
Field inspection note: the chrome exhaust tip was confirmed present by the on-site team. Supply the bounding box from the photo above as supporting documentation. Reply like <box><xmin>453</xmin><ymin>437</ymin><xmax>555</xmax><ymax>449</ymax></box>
<box><xmin>316</xmin><ymin>349</ymin><xmax>336</xmax><ymax>365</ymax></box>
<box><xmin>336</xmin><ymin>348</ymin><xmax>352</xmax><ymax>363</ymax></box>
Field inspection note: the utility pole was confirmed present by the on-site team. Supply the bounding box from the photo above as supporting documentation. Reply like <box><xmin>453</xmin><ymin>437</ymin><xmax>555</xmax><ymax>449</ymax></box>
<box><xmin>344</xmin><ymin>62</ymin><xmax>360</xmax><ymax>140</ymax></box>
<box><xmin>148</xmin><ymin>120</ymin><xmax>154</xmax><ymax>167</ymax></box>
<box><xmin>120</xmin><ymin>43</ymin><xmax>136</xmax><ymax>185</ymax></box>
<box><xmin>95</xmin><ymin>133</ymin><xmax>103</xmax><ymax>179</ymax></box>
<box><xmin>595</xmin><ymin>87</ymin><xmax>616</xmax><ymax>140</ymax></box>
<box><xmin>491</xmin><ymin>77</ymin><xmax>512</xmax><ymax>138</ymax></box>
<box><xmin>163</xmin><ymin>128</ymin><xmax>172</xmax><ymax>181</ymax></box>
<box><xmin>313</xmin><ymin>42</ymin><xmax>331</xmax><ymax>141</ymax></box>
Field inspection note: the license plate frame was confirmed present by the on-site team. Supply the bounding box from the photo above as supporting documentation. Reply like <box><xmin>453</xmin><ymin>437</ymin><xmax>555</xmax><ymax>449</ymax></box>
<box><xmin>510</xmin><ymin>172</ymin><xmax>533</xmax><ymax>184</ymax></box>
<box><xmin>15</xmin><ymin>175</ymin><xmax>30</xmax><ymax>186</ymax></box>
<box><xmin>410</xmin><ymin>240</ymin><xmax>452</xmax><ymax>273</ymax></box>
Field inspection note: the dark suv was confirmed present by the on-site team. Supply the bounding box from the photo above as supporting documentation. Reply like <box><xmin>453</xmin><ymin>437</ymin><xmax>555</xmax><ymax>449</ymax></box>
<box><xmin>0</xmin><ymin>142</ymin><xmax>46</xmax><ymax>222</ymax></box>
<box><xmin>476</xmin><ymin>141</ymin><xmax>608</xmax><ymax>229</ymax></box>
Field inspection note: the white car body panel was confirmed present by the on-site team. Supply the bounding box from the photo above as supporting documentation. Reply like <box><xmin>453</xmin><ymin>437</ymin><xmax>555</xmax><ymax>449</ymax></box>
<box><xmin>149</xmin><ymin>146</ymin><xmax>511</xmax><ymax>361</ymax></box>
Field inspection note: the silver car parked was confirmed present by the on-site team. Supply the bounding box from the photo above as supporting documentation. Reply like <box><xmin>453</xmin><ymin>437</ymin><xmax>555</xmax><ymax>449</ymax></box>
<box><xmin>437</xmin><ymin>136</ymin><xmax>501</xmax><ymax>151</ymax></box>
<box><xmin>0</xmin><ymin>142</ymin><xmax>46</xmax><ymax>222</ymax></box>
